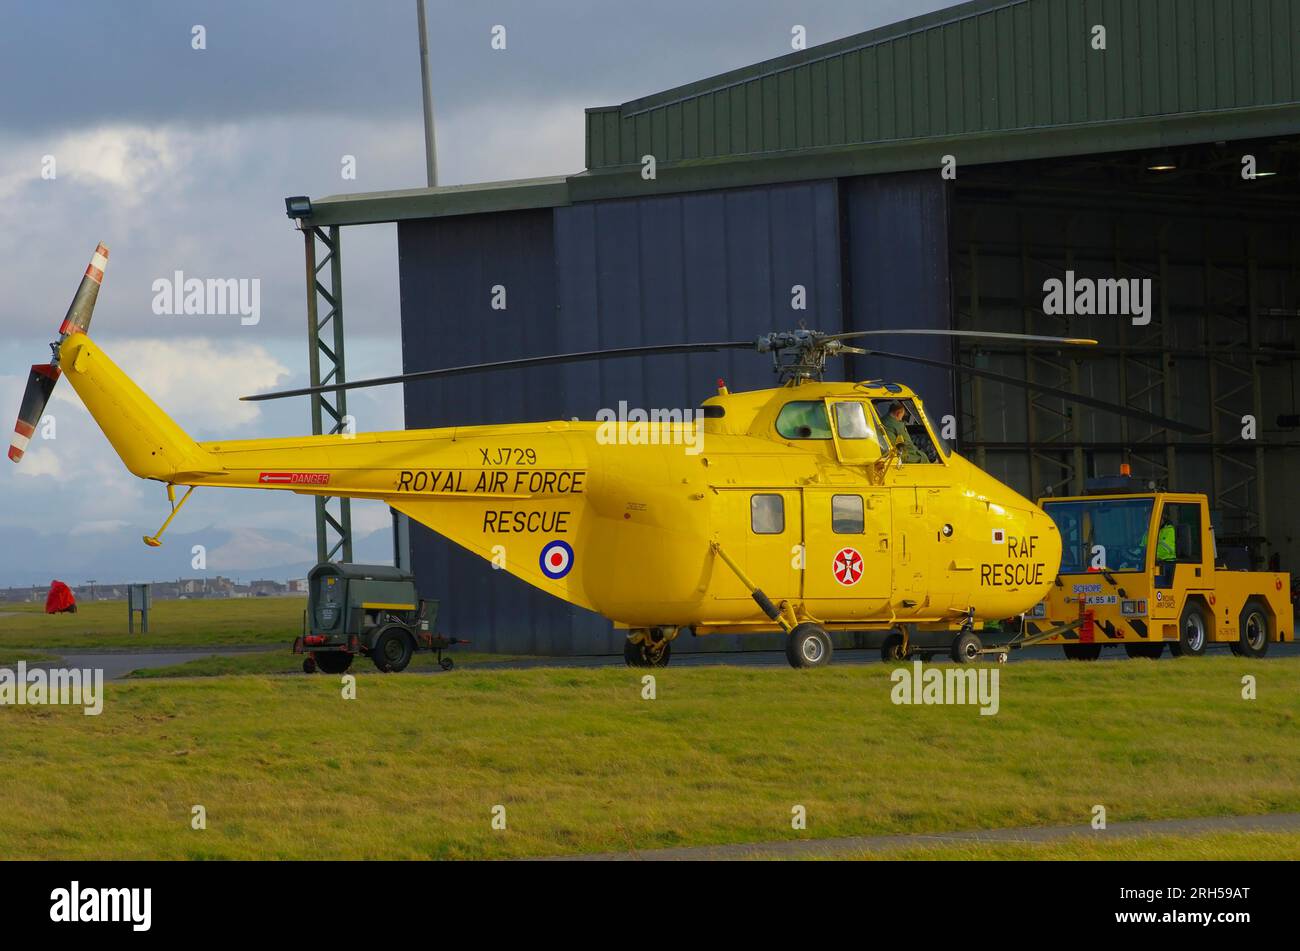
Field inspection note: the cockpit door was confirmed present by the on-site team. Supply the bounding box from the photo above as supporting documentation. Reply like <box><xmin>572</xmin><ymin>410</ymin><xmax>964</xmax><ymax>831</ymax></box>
<box><xmin>826</xmin><ymin>399</ymin><xmax>885</xmax><ymax>466</ymax></box>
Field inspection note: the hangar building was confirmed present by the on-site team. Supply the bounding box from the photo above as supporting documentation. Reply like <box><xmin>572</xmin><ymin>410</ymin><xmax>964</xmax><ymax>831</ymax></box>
<box><xmin>300</xmin><ymin>0</ymin><xmax>1300</xmax><ymax>654</ymax></box>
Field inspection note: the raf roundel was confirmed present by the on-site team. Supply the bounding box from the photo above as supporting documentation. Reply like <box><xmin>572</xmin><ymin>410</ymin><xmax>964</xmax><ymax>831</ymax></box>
<box><xmin>832</xmin><ymin>547</ymin><xmax>864</xmax><ymax>586</ymax></box>
<box><xmin>539</xmin><ymin>540</ymin><xmax>574</xmax><ymax>580</ymax></box>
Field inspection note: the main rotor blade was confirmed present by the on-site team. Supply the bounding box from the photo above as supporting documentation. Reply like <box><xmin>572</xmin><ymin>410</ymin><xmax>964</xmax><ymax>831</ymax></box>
<box><xmin>832</xmin><ymin>329</ymin><xmax>1098</xmax><ymax>346</ymax></box>
<box><xmin>860</xmin><ymin>347</ymin><xmax>1204</xmax><ymax>436</ymax></box>
<box><xmin>241</xmin><ymin>340</ymin><xmax>753</xmax><ymax>402</ymax></box>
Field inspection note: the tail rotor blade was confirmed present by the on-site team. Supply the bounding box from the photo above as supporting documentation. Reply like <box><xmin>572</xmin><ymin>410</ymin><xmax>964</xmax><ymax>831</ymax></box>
<box><xmin>10</xmin><ymin>243</ymin><xmax>107</xmax><ymax>463</ymax></box>
<box><xmin>58</xmin><ymin>242</ymin><xmax>109</xmax><ymax>337</ymax></box>
<box><xmin>9</xmin><ymin>364</ymin><xmax>60</xmax><ymax>462</ymax></box>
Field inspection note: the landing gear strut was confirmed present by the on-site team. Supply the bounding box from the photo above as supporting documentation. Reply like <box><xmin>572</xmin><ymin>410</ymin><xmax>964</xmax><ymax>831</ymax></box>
<box><xmin>624</xmin><ymin>628</ymin><xmax>674</xmax><ymax>667</ymax></box>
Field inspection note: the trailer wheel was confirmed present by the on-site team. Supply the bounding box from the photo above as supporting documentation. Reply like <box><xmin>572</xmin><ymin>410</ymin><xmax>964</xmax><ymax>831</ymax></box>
<box><xmin>314</xmin><ymin>651</ymin><xmax>353</xmax><ymax>674</ymax></box>
<box><xmin>786</xmin><ymin>623</ymin><xmax>833</xmax><ymax>669</ymax></box>
<box><xmin>371</xmin><ymin>626</ymin><xmax>415</xmax><ymax>672</ymax></box>
<box><xmin>1124</xmin><ymin>643</ymin><xmax>1164</xmax><ymax>660</ymax></box>
<box><xmin>1170</xmin><ymin>602</ymin><xmax>1209</xmax><ymax>657</ymax></box>
<box><xmin>1235</xmin><ymin>599</ymin><xmax>1270</xmax><ymax>658</ymax></box>
<box><xmin>1063</xmin><ymin>644</ymin><xmax>1102</xmax><ymax>660</ymax></box>
<box><xmin>950</xmin><ymin>630</ymin><xmax>982</xmax><ymax>664</ymax></box>
<box><xmin>880</xmin><ymin>631</ymin><xmax>911</xmax><ymax>663</ymax></box>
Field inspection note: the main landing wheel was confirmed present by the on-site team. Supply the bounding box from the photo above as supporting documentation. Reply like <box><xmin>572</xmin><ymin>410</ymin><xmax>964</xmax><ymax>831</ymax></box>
<box><xmin>880</xmin><ymin>630</ymin><xmax>911</xmax><ymax>663</ymax></box>
<box><xmin>950</xmin><ymin>630</ymin><xmax>982</xmax><ymax>664</ymax></box>
<box><xmin>624</xmin><ymin>631</ymin><xmax>672</xmax><ymax>668</ymax></box>
<box><xmin>786</xmin><ymin>623</ymin><xmax>833</xmax><ymax>669</ymax></box>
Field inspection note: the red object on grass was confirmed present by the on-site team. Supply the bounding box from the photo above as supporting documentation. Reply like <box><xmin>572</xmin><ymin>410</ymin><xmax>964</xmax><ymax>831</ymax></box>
<box><xmin>45</xmin><ymin>580</ymin><xmax>76</xmax><ymax>614</ymax></box>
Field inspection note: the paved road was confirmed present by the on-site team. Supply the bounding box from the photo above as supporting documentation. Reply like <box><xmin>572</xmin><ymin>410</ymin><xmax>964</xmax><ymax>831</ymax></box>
<box><xmin>550</xmin><ymin>812</ymin><xmax>1300</xmax><ymax>861</ymax></box>
<box><xmin>470</xmin><ymin>639</ymin><xmax>1300</xmax><ymax>672</ymax></box>
<box><xmin>2</xmin><ymin>640</ymin><xmax>1296</xmax><ymax>680</ymax></box>
<box><xmin>1</xmin><ymin>646</ymin><xmax>272</xmax><ymax>681</ymax></box>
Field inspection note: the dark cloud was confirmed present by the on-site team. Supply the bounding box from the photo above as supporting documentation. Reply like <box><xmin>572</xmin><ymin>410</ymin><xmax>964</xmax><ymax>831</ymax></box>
<box><xmin>2</xmin><ymin>0</ymin><xmax>951</xmax><ymax>133</ymax></box>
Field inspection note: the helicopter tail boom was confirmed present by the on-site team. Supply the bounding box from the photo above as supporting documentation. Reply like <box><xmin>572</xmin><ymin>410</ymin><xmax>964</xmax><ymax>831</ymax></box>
<box><xmin>57</xmin><ymin>333</ymin><xmax>222</xmax><ymax>482</ymax></box>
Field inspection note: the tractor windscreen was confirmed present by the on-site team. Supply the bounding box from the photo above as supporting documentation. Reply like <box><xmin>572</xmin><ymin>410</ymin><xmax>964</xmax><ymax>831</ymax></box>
<box><xmin>1042</xmin><ymin>497</ymin><xmax>1155</xmax><ymax>573</ymax></box>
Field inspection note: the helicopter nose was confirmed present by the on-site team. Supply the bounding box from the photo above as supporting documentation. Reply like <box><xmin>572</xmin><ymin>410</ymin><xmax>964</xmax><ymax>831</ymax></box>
<box><xmin>1027</xmin><ymin>508</ymin><xmax>1062</xmax><ymax>598</ymax></box>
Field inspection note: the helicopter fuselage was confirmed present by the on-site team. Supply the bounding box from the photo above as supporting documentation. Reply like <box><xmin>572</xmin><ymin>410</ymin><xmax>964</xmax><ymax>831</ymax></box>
<box><xmin>169</xmin><ymin>373</ymin><xmax>1060</xmax><ymax>637</ymax></box>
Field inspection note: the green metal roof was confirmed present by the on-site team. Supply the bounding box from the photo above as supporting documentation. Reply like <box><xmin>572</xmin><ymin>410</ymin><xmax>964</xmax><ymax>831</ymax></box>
<box><xmin>305</xmin><ymin>0</ymin><xmax>1300</xmax><ymax>226</ymax></box>
<box><xmin>586</xmin><ymin>0</ymin><xmax>1300</xmax><ymax>170</ymax></box>
<box><xmin>306</xmin><ymin>176</ymin><xmax>570</xmax><ymax>227</ymax></box>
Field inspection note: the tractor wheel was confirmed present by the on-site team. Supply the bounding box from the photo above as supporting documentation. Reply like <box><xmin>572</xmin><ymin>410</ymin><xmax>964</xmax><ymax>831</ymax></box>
<box><xmin>302</xmin><ymin>655</ymin><xmax>318</xmax><ymax>674</ymax></box>
<box><xmin>1170</xmin><ymin>602</ymin><xmax>1209</xmax><ymax>657</ymax></box>
<box><xmin>1124</xmin><ymin>643</ymin><xmax>1164</xmax><ymax>660</ymax></box>
<box><xmin>1236</xmin><ymin>599</ymin><xmax>1270</xmax><ymax>658</ymax></box>
<box><xmin>624</xmin><ymin>633</ymin><xmax>671</xmax><ymax>668</ymax></box>
<box><xmin>786</xmin><ymin>623</ymin><xmax>833</xmax><ymax>669</ymax></box>
<box><xmin>1063</xmin><ymin>644</ymin><xmax>1102</xmax><ymax>660</ymax></box>
<box><xmin>371</xmin><ymin>626</ymin><xmax>415</xmax><ymax>672</ymax></box>
<box><xmin>950</xmin><ymin>630</ymin><xmax>982</xmax><ymax>664</ymax></box>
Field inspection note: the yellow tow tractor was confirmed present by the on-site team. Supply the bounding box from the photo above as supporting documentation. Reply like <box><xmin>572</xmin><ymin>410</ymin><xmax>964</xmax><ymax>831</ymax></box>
<box><xmin>1024</xmin><ymin>469</ymin><xmax>1291</xmax><ymax>659</ymax></box>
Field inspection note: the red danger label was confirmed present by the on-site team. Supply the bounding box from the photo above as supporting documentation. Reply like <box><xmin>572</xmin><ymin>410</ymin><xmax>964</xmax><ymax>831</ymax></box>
<box><xmin>258</xmin><ymin>472</ymin><xmax>331</xmax><ymax>485</ymax></box>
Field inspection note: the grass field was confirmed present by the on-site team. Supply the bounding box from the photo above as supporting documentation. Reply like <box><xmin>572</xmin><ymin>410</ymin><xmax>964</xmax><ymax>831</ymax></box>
<box><xmin>0</xmin><ymin>596</ymin><xmax>303</xmax><ymax>649</ymax></box>
<box><xmin>0</xmin><ymin>657</ymin><xmax>1295</xmax><ymax>859</ymax></box>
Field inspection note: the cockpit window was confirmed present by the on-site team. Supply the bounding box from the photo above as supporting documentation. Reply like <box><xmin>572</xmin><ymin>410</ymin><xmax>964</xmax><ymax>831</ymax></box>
<box><xmin>871</xmin><ymin>398</ymin><xmax>943</xmax><ymax>463</ymax></box>
<box><xmin>775</xmin><ymin>401</ymin><xmax>832</xmax><ymax>440</ymax></box>
<box><xmin>832</xmin><ymin>402</ymin><xmax>872</xmax><ymax>439</ymax></box>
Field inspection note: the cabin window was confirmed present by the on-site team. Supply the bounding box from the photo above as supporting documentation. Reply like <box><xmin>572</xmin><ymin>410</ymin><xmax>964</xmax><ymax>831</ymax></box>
<box><xmin>775</xmin><ymin>401</ymin><xmax>832</xmax><ymax>439</ymax></box>
<box><xmin>1159</xmin><ymin>502</ymin><xmax>1203</xmax><ymax>564</ymax></box>
<box><xmin>832</xmin><ymin>495</ymin><xmax>864</xmax><ymax>534</ymax></box>
<box><xmin>750</xmin><ymin>494</ymin><xmax>785</xmax><ymax>534</ymax></box>
<box><xmin>832</xmin><ymin>401</ymin><xmax>873</xmax><ymax>439</ymax></box>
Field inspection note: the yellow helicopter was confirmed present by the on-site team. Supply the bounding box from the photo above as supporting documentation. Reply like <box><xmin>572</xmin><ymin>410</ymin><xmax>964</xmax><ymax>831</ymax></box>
<box><xmin>11</xmin><ymin>245</ymin><xmax>1199</xmax><ymax>668</ymax></box>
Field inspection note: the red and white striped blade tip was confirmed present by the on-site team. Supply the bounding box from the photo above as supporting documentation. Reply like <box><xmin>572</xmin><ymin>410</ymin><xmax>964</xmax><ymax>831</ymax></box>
<box><xmin>57</xmin><ymin>242</ymin><xmax>109</xmax><ymax>337</ymax></box>
<box><xmin>84</xmin><ymin>242</ymin><xmax>109</xmax><ymax>285</ymax></box>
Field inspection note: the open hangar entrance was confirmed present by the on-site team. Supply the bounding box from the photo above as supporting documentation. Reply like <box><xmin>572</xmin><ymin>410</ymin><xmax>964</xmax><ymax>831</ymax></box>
<box><xmin>951</xmin><ymin>139</ymin><xmax>1300</xmax><ymax>570</ymax></box>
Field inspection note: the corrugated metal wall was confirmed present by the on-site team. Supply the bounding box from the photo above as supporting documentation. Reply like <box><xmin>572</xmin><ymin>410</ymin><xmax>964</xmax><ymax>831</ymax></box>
<box><xmin>841</xmin><ymin>172</ymin><xmax>955</xmax><ymax>425</ymax></box>
<box><xmin>397</xmin><ymin>210</ymin><xmax>583</xmax><ymax>653</ymax></box>
<box><xmin>587</xmin><ymin>0</ymin><xmax>1300</xmax><ymax>170</ymax></box>
<box><xmin>399</xmin><ymin>181</ymin><xmax>874</xmax><ymax>654</ymax></box>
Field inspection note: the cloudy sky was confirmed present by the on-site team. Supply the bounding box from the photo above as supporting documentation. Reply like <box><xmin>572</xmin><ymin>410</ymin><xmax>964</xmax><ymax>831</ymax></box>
<box><xmin>0</xmin><ymin>0</ymin><xmax>950</xmax><ymax>587</ymax></box>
